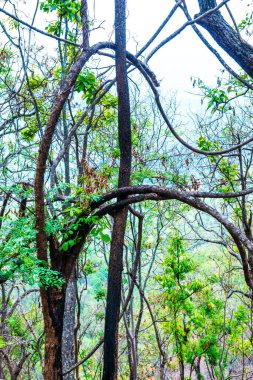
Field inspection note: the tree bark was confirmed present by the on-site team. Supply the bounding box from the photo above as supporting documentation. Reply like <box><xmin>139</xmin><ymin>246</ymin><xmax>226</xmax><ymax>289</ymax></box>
<box><xmin>102</xmin><ymin>0</ymin><xmax>132</xmax><ymax>378</ymax></box>
<box><xmin>194</xmin><ymin>357</ymin><xmax>202</xmax><ymax>380</ymax></box>
<box><xmin>103</xmin><ymin>210</ymin><xmax>129</xmax><ymax>380</ymax></box>
<box><xmin>40</xmin><ymin>287</ymin><xmax>65</xmax><ymax>380</ymax></box>
<box><xmin>179</xmin><ymin>360</ymin><xmax>185</xmax><ymax>380</ymax></box>
<box><xmin>62</xmin><ymin>268</ymin><xmax>76</xmax><ymax>380</ymax></box>
<box><xmin>196</xmin><ymin>0</ymin><xmax>253</xmax><ymax>77</ymax></box>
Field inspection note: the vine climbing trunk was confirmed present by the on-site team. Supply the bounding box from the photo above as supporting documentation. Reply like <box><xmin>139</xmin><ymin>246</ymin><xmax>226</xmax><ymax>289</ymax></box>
<box><xmin>102</xmin><ymin>0</ymin><xmax>132</xmax><ymax>379</ymax></box>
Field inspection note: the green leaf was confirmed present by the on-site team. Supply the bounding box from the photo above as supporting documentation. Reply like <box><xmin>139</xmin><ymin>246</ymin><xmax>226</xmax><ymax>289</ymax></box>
<box><xmin>101</xmin><ymin>234</ymin><xmax>110</xmax><ymax>243</ymax></box>
<box><xmin>61</xmin><ymin>241</ymin><xmax>69</xmax><ymax>252</ymax></box>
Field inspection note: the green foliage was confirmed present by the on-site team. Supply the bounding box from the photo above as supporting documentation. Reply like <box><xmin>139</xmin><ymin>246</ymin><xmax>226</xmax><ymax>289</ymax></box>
<box><xmin>45</xmin><ymin>20</ymin><xmax>61</xmax><ymax>36</ymax></box>
<box><xmin>21</xmin><ymin>124</ymin><xmax>38</xmax><ymax>140</ymax></box>
<box><xmin>90</xmin><ymin>218</ymin><xmax>111</xmax><ymax>244</ymax></box>
<box><xmin>94</xmin><ymin>288</ymin><xmax>106</xmax><ymax>301</ymax></box>
<box><xmin>0</xmin><ymin>48</ymin><xmax>12</xmax><ymax>77</ymax></box>
<box><xmin>1</xmin><ymin>4</ymin><xmax>253</xmax><ymax>377</ymax></box>
<box><xmin>218</xmin><ymin>159</ymin><xmax>238</xmax><ymax>181</ymax></box>
<box><xmin>155</xmin><ymin>236</ymin><xmax>250</xmax><ymax>377</ymax></box>
<box><xmin>83</xmin><ymin>259</ymin><xmax>97</xmax><ymax>276</ymax></box>
<box><xmin>19</xmin><ymin>74</ymin><xmax>49</xmax><ymax>141</ymax></box>
<box><xmin>100</xmin><ymin>93</ymin><xmax>118</xmax><ymax>109</ymax></box>
<box><xmin>197</xmin><ymin>137</ymin><xmax>239</xmax><ymax>195</ymax></box>
<box><xmin>194</xmin><ymin>71</ymin><xmax>253</xmax><ymax>117</ymax></box>
<box><xmin>238</xmin><ymin>12</ymin><xmax>253</xmax><ymax>32</ymax></box>
<box><xmin>197</xmin><ymin>136</ymin><xmax>220</xmax><ymax>152</ymax></box>
<box><xmin>75</xmin><ymin>70</ymin><xmax>99</xmax><ymax>104</ymax></box>
<box><xmin>40</xmin><ymin>0</ymin><xmax>81</xmax><ymax>22</ymax></box>
<box><xmin>0</xmin><ymin>217</ymin><xmax>64</xmax><ymax>288</ymax></box>
<box><xmin>205</xmin><ymin>88</ymin><xmax>229</xmax><ymax>113</ymax></box>
<box><xmin>7</xmin><ymin>314</ymin><xmax>28</xmax><ymax>338</ymax></box>
<box><xmin>0</xmin><ymin>335</ymin><xmax>7</xmax><ymax>349</ymax></box>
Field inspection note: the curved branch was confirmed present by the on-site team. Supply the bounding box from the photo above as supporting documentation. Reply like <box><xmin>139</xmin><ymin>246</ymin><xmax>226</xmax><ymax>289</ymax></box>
<box><xmin>134</xmin><ymin>55</ymin><xmax>253</xmax><ymax>155</ymax></box>
<box><xmin>91</xmin><ymin>191</ymin><xmax>253</xmax><ymax>288</ymax></box>
<box><xmin>63</xmin><ymin>183</ymin><xmax>253</xmax><ymax>290</ymax></box>
<box><xmin>90</xmin><ymin>185</ymin><xmax>253</xmax><ymax>211</ymax></box>
<box><xmin>34</xmin><ymin>42</ymin><xmax>113</xmax><ymax>262</ymax></box>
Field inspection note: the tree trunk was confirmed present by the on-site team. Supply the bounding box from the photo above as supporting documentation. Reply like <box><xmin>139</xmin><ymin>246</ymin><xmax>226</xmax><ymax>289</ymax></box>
<box><xmin>126</xmin><ymin>307</ymin><xmax>135</xmax><ymax>380</ymax></box>
<box><xmin>0</xmin><ymin>362</ymin><xmax>4</xmax><ymax>380</ymax></box>
<box><xmin>124</xmin><ymin>306</ymin><xmax>137</xmax><ymax>380</ymax></box>
<box><xmin>160</xmin><ymin>358</ymin><xmax>166</xmax><ymax>380</ymax></box>
<box><xmin>102</xmin><ymin>209</ymin><xmax>128</xmax><ymax>380</ymax></box>
<box><xmin>194</xmin><ymin>357</ymin><xmax>202</xmax><ymax>380</ymax></box>
<box><xmin>62</xmin><ymin>268</ymin><xmax>76</xmax><ymax>380</ymax></box>
<box><xmin>196</xmin><ymin>0</ymin><xmax>253</xmax><ymax>78</ymax></box>
<box><xmin>41</xmin><ymin>287</ymin><xmax>65</xmax><ymax>380</ymax></box>
<box><xmin>179</xmin><ymin>361</ymin><xmax>185</xmax><ymax>380</ymax></box>
<box><xmin>102</xmin><ymin>0</ymin><xmax>132</xmax><ymax>378</ymax></box>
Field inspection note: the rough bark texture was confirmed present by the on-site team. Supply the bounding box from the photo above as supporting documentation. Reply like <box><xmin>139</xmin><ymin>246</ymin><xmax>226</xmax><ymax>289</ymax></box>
<box><xmin>81</xmin><ymin>0</ymin><xmax>89</xmax><ymax>50</ymax></box>
<box><xmin>102</xmin><ymin>0</ymin><xmax>132</xmax><ymax>378</ymax></box>
<box><xmin>196</xmin><ymin>0</ymin><xmax>253</xmax><ymax>77</ymax></box>
<box><xmin>103</xmin><ymin>210</ymin><xmax>129</xmax><ymax>380</ymax></box>
<box><xmin>40</xmin><ymin>287</ymin><xmax>65</xmax><ymax>380</ymax></box>
<box><xmin>62</xmin><ymin>268</ymin><xmax>76</xmax><ymax>380</ymax></box>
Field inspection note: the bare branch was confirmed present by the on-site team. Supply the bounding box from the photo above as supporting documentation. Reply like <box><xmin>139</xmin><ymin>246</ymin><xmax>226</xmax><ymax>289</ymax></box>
<box><xmin>0</xmin><ymin>7</ymin><xmax>81</xmax><ymax>47</ymax></box>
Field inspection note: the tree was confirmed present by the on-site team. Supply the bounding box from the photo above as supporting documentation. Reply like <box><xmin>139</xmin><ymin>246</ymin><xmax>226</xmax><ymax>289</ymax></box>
<box><xmin>1</xmin><ymin>0</ymin><xmax>253</xmax><ymax>379</ymax></box>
